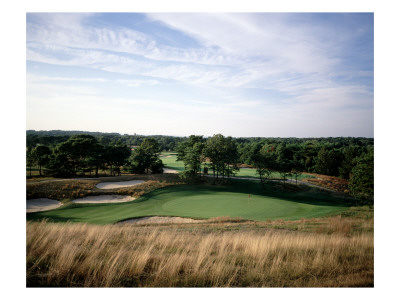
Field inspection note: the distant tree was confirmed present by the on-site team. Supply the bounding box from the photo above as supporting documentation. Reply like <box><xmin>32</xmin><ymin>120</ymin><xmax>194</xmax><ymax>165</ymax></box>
<box><xmin>204</xmin><ymin>134</ymin><xmax>224</xmax><ymax>180</ymax></box>
<box><xmin>177</xmin><ymin>135</ymin><xmax>205</xmax><ymax>179</ymax></box>
<box><xmin>45</xmin><ymin>152</ymin><xmax>76</xmax><ymax>178</ymax></box>
<box><xmin>339</xmin><ymin>146</ymin><xmax>362</xmax><ymax>179</ymax></box>
<box><xmin>251</xmin><ymin>144</ymin><xmax>276</xmax><ymax>188</ymax></box>
<box><xmin>291</xmin><ymin>152</ymin><xmax>303</xmax><ymax>185</ymax></box>
<box><xmin>349</xmin><ymin>147</ymin><xmax>374</xmax><ymax>206</ymax></box>
<box><xmin>239</xmin><ymin>141</ymin><xmax>263</xmax><ymax>165</ymax></box>
<box><xmin>32</xmin><ymin>144</ymin><xmax>51</xmax><ymax>176</ymax></box>
<box><xmin>275</xmin><ymin>143</ymin><xmax>293</xmax><ymax>185</ymax></box>
<box><xmin>56</xmin><ymin>135</ymin><xmax>102</xmax><ymax>175</ymax></box>
<box><xmin>314</xmin><ymin>147</ymin><xmax>343</xmax><ymax>176</ymax></box>
<box><xmin>26</xmin><ymin>147</ymin><xmax>35</xmax><ymax>177</ymax></box>
<box><xmin>203</xmin><ymin>134</ymin><xmax>239</xmax><ymax>180</ymax></box>
<box><xmin>223</xmin><ymin>137</ymin><xmax>240</xmax><ymax>178</ymax></box>
<box><xmin>85</xmin><ymin>143</ymin><xmax>105</xmax><ymax>177</ymax></box>
<box><xmin>104</xmin><ymin>142</ymin><xmax>131</xmax><ymax>176</ymax></box>
<box><xmin>127</xmin><ymin>138</ymin><xmax>164</xmax><ymax>174</ymax></box>
<box><xmin>44</xmin><ymin>134</ymin><xmax>112</xmax><ymax>177</ymax></box>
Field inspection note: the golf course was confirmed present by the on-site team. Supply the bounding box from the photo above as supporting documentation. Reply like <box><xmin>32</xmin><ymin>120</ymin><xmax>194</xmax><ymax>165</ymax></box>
<box><xmin>27</xmin><ymin>176</ymin><xmax>348</xmax><ymax>224</ymax></box>
<box><xmin>26</xmin><ymin>134</ymin><xmax>373</xmax><ymax>287</ymax></box>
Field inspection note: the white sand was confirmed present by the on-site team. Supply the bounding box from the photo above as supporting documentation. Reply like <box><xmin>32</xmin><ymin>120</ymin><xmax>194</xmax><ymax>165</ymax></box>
<box><xmin>72</xmin><ymin>195</ymin><xmax>136</xmax><ymax>204</ymax></box>
<box><xmin>27</xmin><ymin>198</ymin><xmax>63</xmax><ymax>213</ymax></box>
<box><xmin>96</xmin><ymin>180</ymin><xmax>145</xmax><ymax>189</ymax></box>
<box><xmin>163</xmin><ymin>168</ymin><xmax>179</xmax><ymax>174</ymax></box>
<box><xmin>119</xmin><ymin>216</ymin><xmax>204</xmax><ymax>225</ymax></box>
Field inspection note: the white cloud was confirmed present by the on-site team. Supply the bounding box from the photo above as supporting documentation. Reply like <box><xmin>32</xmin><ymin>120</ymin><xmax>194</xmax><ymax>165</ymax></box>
<box><xmin>26</xmin><ymin>13</ymin><xmax>373</xmax><ymax>137</ymax></box>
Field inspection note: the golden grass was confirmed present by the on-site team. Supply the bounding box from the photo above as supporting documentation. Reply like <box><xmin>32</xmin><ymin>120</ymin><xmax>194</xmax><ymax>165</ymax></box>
<box><xmin>27</xmin><ymin>217</ymin><xmax>373</xmax><ymax>287</ymax></box>
<box><xmin>26</xmin><ymin>174</ymin><xmax>183</xmax><ymax>201</ymax></box>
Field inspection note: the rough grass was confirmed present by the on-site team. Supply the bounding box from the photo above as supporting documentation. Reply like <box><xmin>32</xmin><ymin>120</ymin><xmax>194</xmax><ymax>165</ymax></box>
<box><xmin>26</xmin><ymin>174</ymin><xmax>183</xmax><ymax>201</ymax></box>
<box><xmin>302</xmin><ymin>173</ymin><xmax>350</xmax><ymax>193</ymax></box>
<box><xmin>26</xmin><ymin>213</ymin><xmax>373</xmax><ymax>287</ymax></box>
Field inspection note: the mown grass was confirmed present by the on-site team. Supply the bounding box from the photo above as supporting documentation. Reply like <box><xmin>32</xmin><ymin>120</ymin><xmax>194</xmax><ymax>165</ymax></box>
<box><xmin>159</xmin><ymin>152</ymin><xmax>316</xmax><ymax>181</ymax></box>
<box><xmin>27</xmin><ymin>178</ymin><xmax>350</xmax><ymax>224</ymax></box>
<box><xmin>160</xmin><ymin>153</ymin><xmax>185</xmax><ymax>171</ymax></box>
<box><xmin>233</xmin><ymin>168</ymin><xmax>315</xmax><ymax>180</ymax></box>
<box><xmin>26</xmin><ymin>214</ymin><xmax>373</xmax><ymax>287</ymax></box>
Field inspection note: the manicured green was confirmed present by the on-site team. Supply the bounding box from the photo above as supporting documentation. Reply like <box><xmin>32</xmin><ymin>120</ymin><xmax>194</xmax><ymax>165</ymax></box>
<box><xmin>27</xmin><ymin>180</ymin><xmax>349</xmax><ymax>224</ymax></box>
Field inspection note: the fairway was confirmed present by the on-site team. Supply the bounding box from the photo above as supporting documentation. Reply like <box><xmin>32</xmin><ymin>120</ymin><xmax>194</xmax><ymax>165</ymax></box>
<box><xmin>27</xmin><ymin>180</ymin><xmax>349</xmax><ymax>224</ymax></box>
<box><xmin>159</xmin><ymin>153</ymin><xmax>315</xmax><ymax>181</ymax></box>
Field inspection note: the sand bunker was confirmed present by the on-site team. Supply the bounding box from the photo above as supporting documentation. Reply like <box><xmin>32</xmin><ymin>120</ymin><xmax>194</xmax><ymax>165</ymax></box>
<box><xmin>96</xmin><ymin>180</ymin><xmax>145</xmax><ymax>189</ymax></box>
<box><xmin>27</xmin><ymin>198</ymin><xmax>63</xmax><ymax>213</ymax></box>
<box><xmin>163</xmin><ymin>168</ymin><xmax>179</xmax><ymax>174</ymax></box>
<box><xmin>72</xmin><ymin>195</ymin><xmax>136</xmax><ymax>204</ymax></box>
<box><xmin>119</xmin><ymin>216</ymin><xmax>204</xmax><ymax>225</ymax></box>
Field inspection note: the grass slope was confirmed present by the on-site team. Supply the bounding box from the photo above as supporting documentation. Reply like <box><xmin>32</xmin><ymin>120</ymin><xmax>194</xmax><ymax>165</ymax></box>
<box><xmin>27</xmin><ymin>180</ymin><xmax>349</xmax><ymax>224</ymax></box>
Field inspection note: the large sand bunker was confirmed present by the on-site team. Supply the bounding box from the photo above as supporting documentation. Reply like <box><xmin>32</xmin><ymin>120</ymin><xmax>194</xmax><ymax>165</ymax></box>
<box><xmin>72</xmin><ymin>195</ymin><xmax>136</xmax><ymax>204</ymax></box>
<box><xmin>119</xmin><ymin>216</ymin><xmax>204</xmax><ymax>225</ymax></box>
<box><xmin>96</xmin><ymin>180</ymin><xmax>145</xmax><ymax>189</ymax></box>
<box><xmin>27</xmin><ymin>198</ymin><xmax>63</xmax><ymax>213</ymax></box>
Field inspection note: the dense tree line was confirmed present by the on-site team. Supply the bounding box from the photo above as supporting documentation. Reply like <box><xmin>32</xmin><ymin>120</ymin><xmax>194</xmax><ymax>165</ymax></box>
<box><xmin>26</xmin><ymin>134</ymin><xmax>164</xmax><ymax>178</ymax></box>
<box><xmin>176</xmin><ymin>134</ymin><xmax>373</xmax><ymax>204</ymax></box>
<box><xmin>27</xmin><ymin>130</ymin><xmax>373</xmax><ymax>204</ymax></box>
<box><xmin>27</xmin><ymin>131</ymin><xmax>373</xmax><ymax>175</ymax></box>
<box><xmin>27</xmin><ymin>130</ymin><xmax>183</xmax><ymax>151</ymax></box>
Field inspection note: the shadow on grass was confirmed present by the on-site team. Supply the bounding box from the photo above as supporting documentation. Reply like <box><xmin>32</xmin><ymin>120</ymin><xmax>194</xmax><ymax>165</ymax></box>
<box><xmin>136</xmin><ymin>179</ymin><xmax>351</xmax><ymax>208</ymax></box>
<box><xmin>26</xmin><ymin>177</ymin><xmax>351</xmax><ymax>224</ymax></box>
<box><xmin>26</xmin><ymin>213</ymin><xmax>84</xmax><ymax>223</ymax></box>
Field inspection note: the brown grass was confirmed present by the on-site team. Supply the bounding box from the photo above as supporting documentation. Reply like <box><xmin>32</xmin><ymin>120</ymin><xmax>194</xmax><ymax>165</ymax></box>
<box><xmin>26</xmin><ymin>174</ymin><xmax>183</xmax><ymax>201</ymax></box>
<box><xmin>301</xmin><ymin>173</ymin><xmax>349</xmax><ymax>193</ymax></box>
<box><xmin>27</xmin><ymin>216</ymin><xmax>373</xmax><ymax>287</ymax></box>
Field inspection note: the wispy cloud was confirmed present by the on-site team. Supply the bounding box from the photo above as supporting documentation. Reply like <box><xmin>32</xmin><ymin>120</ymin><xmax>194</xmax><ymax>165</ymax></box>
<box><xmin>26</xmin><ymin>13</ymin><xmax>373</xmax><ymax>137</ymax></box>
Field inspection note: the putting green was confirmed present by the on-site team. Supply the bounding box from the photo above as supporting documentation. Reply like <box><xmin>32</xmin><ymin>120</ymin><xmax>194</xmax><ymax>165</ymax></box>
<box><xmin>27</xmin><ymin>180</ymin><xmax>348</xmax><ymax>224</ymax></box>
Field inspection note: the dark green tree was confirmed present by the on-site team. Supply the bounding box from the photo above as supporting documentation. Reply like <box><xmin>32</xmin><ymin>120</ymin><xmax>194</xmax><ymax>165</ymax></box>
<box><xmin>176</xmin><ymin>135</ymin><xmax>205</xmax><ymax>179</ymax></box>
<box><xmin>127</xmin><ymin>138</ymin><xmax>164</xmax><ymax>174</ymax></box>
<box><xmin>56</xmin><ymin>135</ymin><xmax>102</xmax><ymax>175</ymax></box>
<box><xmin>203</xmin><ymin>134</ymin><xmax>239</xmax><ymax>180</ymax></box>
<box><xmin>45</xmin><ymin>152</ymin><xmax>76</xmax><ymax>178</ymax></box>
<box><xmin>32</xmin><ymin>144</ymin><xmax>51</xmax><ymax>176</ymax></box>
<box><xmin>104</xmin><ymin>142</ymin><xmax>131</xmax><ymax>176</ymax></box>
<box><xmin>251</xmin><ymin>144</ymin><xmax>277</xmax><ymax>188</ymax></box>
<box><xmin>275</xmin><ymin>143</ymin><xmax>293</xmax><ymax>185</ymax></box>
<box><xmin>291</xmin><ymin>152</ymin><xmax>303</xmax><ymax>185</ymax></box>
<box><xmin>85</xmin><ymin>143</ymin><xmax>105</xmax><ymax>177</ymax></box>
<box><xmin>339</xmin><ymin>146</ymin><xmax>362</xmax><ymax>179</ymax></box>
<box><xmin>26</xmin><ymin>147</ymin><xmax>35</xmax><ymax>177</ymax></box>
<box><xmin>349</xmin><ymin>147</ymin><xmax>374</xmax><ymax>206</ymax></box>
<box><xmin>314</xmin><ymin>147</ymin><xmax>343</xmax><ymax>176</ymax></box>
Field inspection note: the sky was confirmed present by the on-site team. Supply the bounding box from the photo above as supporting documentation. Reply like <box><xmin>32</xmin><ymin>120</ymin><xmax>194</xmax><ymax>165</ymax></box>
<box><xmin>26</xmin><ymin>12</ymin><xmax>374</xmax><ymax>138</ymax></box>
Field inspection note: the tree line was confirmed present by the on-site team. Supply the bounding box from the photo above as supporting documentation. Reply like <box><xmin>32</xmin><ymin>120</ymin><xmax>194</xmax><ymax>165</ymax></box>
<box><xmin>26</xmin><ymin>131</ymin><xmax>373</xmax><ymax>204</ymax></box>
<box><xmin>176</xmin><ymin>134</ymin><xmax>373</xmax><ymax>205</ymax></box>
<box><xmin>27</xmin><ymin>130</ymin><xmax>183</xmax><ymax>152</ymax></box>
<box><xmin>26</xmin><ymin>134</ymin><xmax>164</xmax><ymax>178</ymax></box>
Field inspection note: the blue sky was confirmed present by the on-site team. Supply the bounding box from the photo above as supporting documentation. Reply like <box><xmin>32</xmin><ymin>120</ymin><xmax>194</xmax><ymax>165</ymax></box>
<box><xmin>26</xmin><ymin>12</ymin><xmax>374</xmax><ymax>137</ymax></box>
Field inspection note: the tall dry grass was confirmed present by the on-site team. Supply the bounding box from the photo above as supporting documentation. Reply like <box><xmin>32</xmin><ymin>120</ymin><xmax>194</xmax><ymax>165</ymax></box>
<box><xmin>26</xmin><ymin>220</ymin><xmax>373</xmax><ymax>287</ymax></box>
